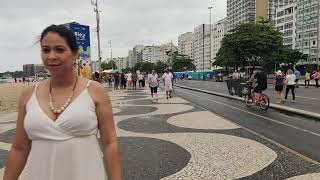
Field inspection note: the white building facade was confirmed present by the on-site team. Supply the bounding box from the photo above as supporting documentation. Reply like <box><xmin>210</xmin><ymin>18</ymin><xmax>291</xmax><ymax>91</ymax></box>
<box><xmin>127</xmin><ymin>50</ymin><xmax>134</xmax><ymax>68</ymax></box>
<box><xmin>178</xmin><ymin>32</ymin><xmax>195</xmax><ymax>60</ymax></box>
<box><xmin>194</xmin><ymin>24</ymin><xmax>212</xmax><ymax>71</ymax></box>
<box><xmin>212</xmin><ymin>18</ymin><xmax>228</xmax><ymax>67</ymax></box>
<box><xmin>115</xmin><ymin>57</ymin><xmax>127</xmax><ymax>70</ymax></box>
<box><xmin>133</xmin><ymin>45</ymin><xmax>144</xmax><ymax>65</ymax></box>
<box><xmin>269</xmin><ymin>0</ymin><xmax>296</xmax><ymax>25</ymax></box>
<box><xmin>141</xmin><ymin>43</ymin><xmax>177</xmax><ymax>64</ymax></box>
<box><xmin>275</xmin><ymin>3</ymin><xmax>297</xmax><ymax>49</ymax></box>
<box><xmin>227</xmin><ymin>0</ymin><xmax>257</xmax><ymax>31</ymax></box>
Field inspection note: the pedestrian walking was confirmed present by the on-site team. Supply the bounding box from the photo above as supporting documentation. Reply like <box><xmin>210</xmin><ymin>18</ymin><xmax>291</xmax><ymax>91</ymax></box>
<box><xmin>114</xmin><ymin>72</ymin><xmax>120</xmax><ymax>90</ymax></box>
<box><xmin>126</xmin><ymin>71</ymin><xmax>132</xmax><ymax>90</ymax></box>
<box><xmin>232</xmin><ymin>70</ymin><xmax>240</xmax><ymax>80</ymax></box>
<box><xmin>107</xmin><ymin>73</ymin><xmax>113</xmax><ymax>88</ymax></box>
<box><xmin>274</xmin><ymin>70</ymin><xmax>285</xmax><ymax>103</ymax></box>
<box><xmin>132</xmin><ymin>72</ymin><xmax>138</xmax><ymax>90</ymax></box>
<box><xmin>148</xmin><ymin>70</ymin><xmax>159</xmax><ymax>101</ymax></box>
<box><xmin>305</xmin><ymin>70</ymin><xmax>311</xmax><ymax>88</ymax></box>
<box><xmin>162</xmin><ymin>69</ymin><xmax>173</xmax><ymax>99</ymax></box>
<box><xmin>138</xmin><ymin>73</ymin><xmax>144</xmax><ymax>88</ymax></box>
<box><xmin>141</xmin><ymin>73</ymin><xmax>146</xmax><ymax>87</ymax></box>
<box><xmin>312</xmin><ymin>69</ymin><xmax>320</xmax><ymax>88</ymax></box>
<box><xmin>3</xmin><ymin>24</ymin><xmax>121</xmax><ymax>180</ymax></box>
<box><xmin>120</xmin><ymin>72</ymin><xmax>127</xmax><ymax>89</ymax></box>
<box><xmin>294</xmin><ymin>68</ymin><xmax>301</xmax><ymax>88</ymax></box>
<box><xmin>285</xmin><ymin>69</ymin><xmax>296</xmax><ymax>102</ymax></box>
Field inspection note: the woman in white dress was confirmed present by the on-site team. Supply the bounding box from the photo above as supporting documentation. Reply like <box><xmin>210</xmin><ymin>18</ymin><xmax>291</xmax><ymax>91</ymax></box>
<box><xmin>4</xmin><ymin>24</ymin><xmax>122</xmax><ymax>180</ymax></box>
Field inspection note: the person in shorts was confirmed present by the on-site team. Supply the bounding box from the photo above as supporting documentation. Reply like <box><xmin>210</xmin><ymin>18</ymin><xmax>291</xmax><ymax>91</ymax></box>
<box><xmin>274</xmin><ymin>70</ymin><xmax>284</xmax><ymax>103</ymax></box>
<box><xmin>148</xmin><ymin>70</ymin><xmax>159</xmax><ymax>101</ymax></box>
<box><xmin>162</xmin><ymin>69</ymin><xmax>173</xmax><ymax>99</ymax></box>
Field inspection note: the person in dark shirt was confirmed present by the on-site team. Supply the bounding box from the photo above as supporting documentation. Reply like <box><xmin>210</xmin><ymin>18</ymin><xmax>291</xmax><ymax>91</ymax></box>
<box><xmin>247</xmin><ymin>68</ymin><xmax>268</xmax><ymax>102</ymax></box>
<box><xmin>113</xmin><ymin>72</ymin><xmax>120</xmax><ymax>90</ymax></box>
<box><xmin>274</xmin><ymin>70</ymin><xmax>285</xmax><ymax>103</ymax></box>
<box><xmin>249</xmin><ymin>70</ymin><xmax>267</xmax><ymax>92</ymax></box>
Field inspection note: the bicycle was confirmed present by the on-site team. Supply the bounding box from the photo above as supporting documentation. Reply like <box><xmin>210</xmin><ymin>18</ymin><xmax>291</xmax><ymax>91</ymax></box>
<box><xmin>241</xmin><ymin>82</ymin><xmax>270</xmax><ymax>110</ymax></box>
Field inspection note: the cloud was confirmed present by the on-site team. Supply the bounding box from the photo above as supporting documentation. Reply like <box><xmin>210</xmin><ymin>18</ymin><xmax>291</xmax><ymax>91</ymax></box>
<box><xmin>0</xmin><ymin>0</ymin><xmax>226</xmax><ymax>72</ymax></box>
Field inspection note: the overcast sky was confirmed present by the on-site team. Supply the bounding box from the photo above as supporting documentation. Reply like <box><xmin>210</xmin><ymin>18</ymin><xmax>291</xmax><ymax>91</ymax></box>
<box><xmin>0</xmin><ymin>0</ymin><xmax>226</xmax><ymax>72</ymax></box>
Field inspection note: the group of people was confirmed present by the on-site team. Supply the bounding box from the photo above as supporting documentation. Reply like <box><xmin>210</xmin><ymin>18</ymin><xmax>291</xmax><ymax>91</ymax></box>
<box><xmin>103</xmin><ymin>72</ymin><xmax>146</xmax><ymax>90</ymax></box>
<box><xmin>101</xmin><ymin>69</ymin><xmax>175</xmax><ymax>101</ymax></box>
<box><xmin>147</xmin><ymin>69</ymin><xmax>174</xmax><ymax>101</ymax></box>
<box><xmin>273</xmin><ymin>68</ymin><xmax>320</xmax><ymax>104</ymax></box>
<box><xmin>304</xmin><ymin>69</ymin><xmax>320</xmax><ymax>88</ymax></box>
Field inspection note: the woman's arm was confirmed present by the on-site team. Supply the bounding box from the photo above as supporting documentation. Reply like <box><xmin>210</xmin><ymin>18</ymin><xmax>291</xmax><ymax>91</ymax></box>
<box><xmin>89</xmin><ymin>81</ymin><xmax>122</xmax><ymax>180</ymax></box>
<box><xmin>4</xmin><ymin>86</ymin><xmax>33</xmax><ymax>180</ymax></box>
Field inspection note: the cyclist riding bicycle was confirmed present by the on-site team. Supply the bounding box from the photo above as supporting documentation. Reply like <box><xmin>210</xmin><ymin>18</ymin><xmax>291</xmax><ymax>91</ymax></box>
<box><xmin>247</xmin><ymin>68</ymin><xmax>268</xmax><ymax>102</ymax></box>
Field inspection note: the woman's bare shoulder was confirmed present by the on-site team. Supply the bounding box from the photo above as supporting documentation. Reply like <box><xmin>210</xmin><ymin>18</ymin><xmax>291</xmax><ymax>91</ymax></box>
<box><xmin>87</xmin><ymin>79</ymin><xmax>107</xmax><ymax>102</ymax></box>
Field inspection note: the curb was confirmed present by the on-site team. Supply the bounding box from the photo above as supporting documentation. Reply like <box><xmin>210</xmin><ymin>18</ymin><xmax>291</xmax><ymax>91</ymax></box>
<box><xmin>174</xmin><ymin>84</ymin><xmax>320</xmax><ymax>120</ymax></box>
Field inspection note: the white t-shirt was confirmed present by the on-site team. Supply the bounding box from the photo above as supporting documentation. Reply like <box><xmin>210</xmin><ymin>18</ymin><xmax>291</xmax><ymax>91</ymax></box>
<box><xmin>286</xmin><ymin>74</ymin><xmax>296</xmax><ymax>85</ymax></box>
<box><xmin>138</xmin><ymin>74</ymin><xmax>144</xmax><ymax>80</ymax></box>
<box><xmin>162</xmin><ymin>73</ymin><xmax>173</xmax><ymax>85</ymax></box>
<box><xmin>148</xmin><ymin>74</ymin><xmax>158</xmax><ymax>87</ymax></box>
<box><xmin>126</xmin><ymin>73</ymin><xmax>132</xmax><ymax>81</ymax></box>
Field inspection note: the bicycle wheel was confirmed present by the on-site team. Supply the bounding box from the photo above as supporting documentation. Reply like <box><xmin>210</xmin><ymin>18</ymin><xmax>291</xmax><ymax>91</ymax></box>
<box><xmin>259</xmin><ymin>94</ymin><xmax>270</xmax><ymax>110</ymax></box>
<box><xmin>244</xmin><ymin>94</ymin><xmax>253</xmax><ymax>107</ymax></box>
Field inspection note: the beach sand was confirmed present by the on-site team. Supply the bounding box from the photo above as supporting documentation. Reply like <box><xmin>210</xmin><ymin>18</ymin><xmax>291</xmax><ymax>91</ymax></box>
<box><xmin>0</xmin><ymin>83</ymin><xmax>28</xmax><ymax>113</ymax></box>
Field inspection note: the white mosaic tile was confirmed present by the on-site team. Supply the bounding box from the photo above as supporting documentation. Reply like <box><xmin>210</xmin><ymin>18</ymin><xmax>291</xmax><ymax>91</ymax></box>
<box><xmin>167</xmin><ymin>111</ymin><xmax>239</xmax><ymax>130</ymax></box>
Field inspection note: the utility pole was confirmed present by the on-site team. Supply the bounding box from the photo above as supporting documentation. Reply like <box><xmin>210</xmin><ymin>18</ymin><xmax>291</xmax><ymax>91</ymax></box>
<box><xmin>208</xmin><ymin>6</ymin><xmax>213</xmax><ymax>70</ymax></box>
<box><xmin>202</xmin><ymin>24</ymin><xmax>205</xmax><ymax>71</ymax></box>
<box><xmin>317</xmin><ymin>0</ymin><xmax>320</xmax><ymax>69</ymax></box>
<box><xmin>91</xmin><ymin>0</ymin><xmax>102</xmax><ymax>72</ymax></box>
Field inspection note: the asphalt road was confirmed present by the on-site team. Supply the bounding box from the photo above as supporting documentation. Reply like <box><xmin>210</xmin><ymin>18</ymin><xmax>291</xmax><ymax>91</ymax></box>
<box><xmin>176</xmin><ymin>80</ymin><xmax>320</xmax><ymax>114</ymax></box>
<box><xmin>174</xmin><ymin>86</ymin><xmax>320</xmax><ymax>163</ymax></box>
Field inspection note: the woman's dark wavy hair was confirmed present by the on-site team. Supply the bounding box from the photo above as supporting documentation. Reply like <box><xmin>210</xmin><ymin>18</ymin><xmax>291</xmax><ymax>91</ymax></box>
<box><xmin>40</xmin><ymin>24</ymin><xmax>79</xmax><ymax>53</ymax></box>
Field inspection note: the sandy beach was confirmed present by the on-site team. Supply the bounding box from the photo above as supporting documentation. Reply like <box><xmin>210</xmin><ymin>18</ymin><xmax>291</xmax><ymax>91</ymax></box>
<box><xmin>0</xmin><ymin>83</ymin><xmax>28</xmax><ymax>113</ymax></box>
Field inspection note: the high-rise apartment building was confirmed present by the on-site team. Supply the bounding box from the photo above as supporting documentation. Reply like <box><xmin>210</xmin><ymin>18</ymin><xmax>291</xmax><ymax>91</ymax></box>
<box><xmin>227</xmin><ymin>0</ymin><xmax>268</xmax><ymax>31</ymax></box>
<box><xmin>194</xmin><ymin>24</ymin><xmax>212</xmax><ymax>71</ymax></box>
<box><xmin>275</xmin><ymin>3</ymin><xmax>297</xmax><ymax>49</ymax></box>
<box><xmin>178</xmin><ymin>32</ymin><xmax>195</xmax><ymax>60</ymax></box>
<box><xmin>115</xmin><ymin>57</ymin><xmax>127</xmax><ymax>70</ymax></box>
<box><xmin>127</xmin><ymin>50</ymin><xmax>134</xmax><ymax>68</ymax></box>
<box><xmin>132</xmin><ymin>45</ymin><xmax>144</xmax><ymax>65</ymax></box>
<box><xmin>212</xmin><ymin>18</ymin><xmax>228</xmax><ymax>67</ymax></box>
<box><xmin>269</xmin><ymin>0</ymin><xmax>295</xmax><ymax>25</ymax></box>
<box><xmin>23</xmin><ymin>64</ymin><xmax>47</xmax><ymax>76</ymax></box>
<box><xmin>296</xmin><ymin>0</ymin><xmax>319</xmax><ymax>64</ymax></box>
<box><xmin>141</xmin><ymin>43</ymin><xmax>177</xmax><ymax>64</ymax></box>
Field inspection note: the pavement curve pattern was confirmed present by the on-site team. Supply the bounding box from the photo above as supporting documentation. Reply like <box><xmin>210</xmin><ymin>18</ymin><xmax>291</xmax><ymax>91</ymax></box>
<box><xmin>0</xmin><ymin>88</ymin><xmax>320</xmax><ymax>179</ymax></box>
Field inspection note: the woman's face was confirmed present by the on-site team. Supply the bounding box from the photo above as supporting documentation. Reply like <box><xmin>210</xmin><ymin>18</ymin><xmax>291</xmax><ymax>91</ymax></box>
<box><xmin>41</xmin><ymin>32</ymin><xmax>78</xmax><ymax>75</ymax></box>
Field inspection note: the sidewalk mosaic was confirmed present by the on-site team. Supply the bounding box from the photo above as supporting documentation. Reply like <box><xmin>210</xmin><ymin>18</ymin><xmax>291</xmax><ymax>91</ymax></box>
<box><xmin>0</xmin><ymin>88</ymin><xmax>319</xmax><ymax>179</ymax></box>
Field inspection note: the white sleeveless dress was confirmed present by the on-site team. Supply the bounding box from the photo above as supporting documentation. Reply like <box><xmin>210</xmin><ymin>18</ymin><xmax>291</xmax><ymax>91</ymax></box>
<box><xmin>24</xmin><ymin>80</ymin><xmax>108</xmax><ymax>180</ymax></box>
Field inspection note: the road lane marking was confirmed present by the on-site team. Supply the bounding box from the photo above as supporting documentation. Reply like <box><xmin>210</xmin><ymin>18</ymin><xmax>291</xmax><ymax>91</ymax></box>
<box><xmin>175</xmin><ymin>88</ymin><xmax>320</xmax><ymax>165</ymax></box>
<box><xmin>179</xmin><ymin>90</ymin><xmax>320</xmax><ymax>137</ymax></box>
<box><xmin>296</xmin><ymin>96</ymin><xmax>320</xmax><ymax>101</ymax></box>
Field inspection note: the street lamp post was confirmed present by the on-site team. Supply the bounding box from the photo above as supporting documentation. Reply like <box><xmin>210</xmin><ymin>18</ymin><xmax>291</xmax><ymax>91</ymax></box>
<box><xmin>91</xmin><ymin>0</ymin><xmax>102</xmax><ymax>72</ymax></box>
<box><xmin>208</xmin><ymin>6</ymin><xmax>213</xmax><ymax>70</ymax></box>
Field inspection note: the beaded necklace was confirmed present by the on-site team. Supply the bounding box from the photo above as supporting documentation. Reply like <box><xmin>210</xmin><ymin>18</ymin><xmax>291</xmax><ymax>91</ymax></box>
<box><xmin>49</xmin><ymin>77</ymin><xmax>78</xmax><ymax>114</ymax></box>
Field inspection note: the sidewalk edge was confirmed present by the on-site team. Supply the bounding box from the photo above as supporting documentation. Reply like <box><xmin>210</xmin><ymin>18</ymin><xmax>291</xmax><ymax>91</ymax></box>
<box><xmin>174</xmin><ymin>84</ymin><xmax>320</xmax><ymax>121</ymax></box>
